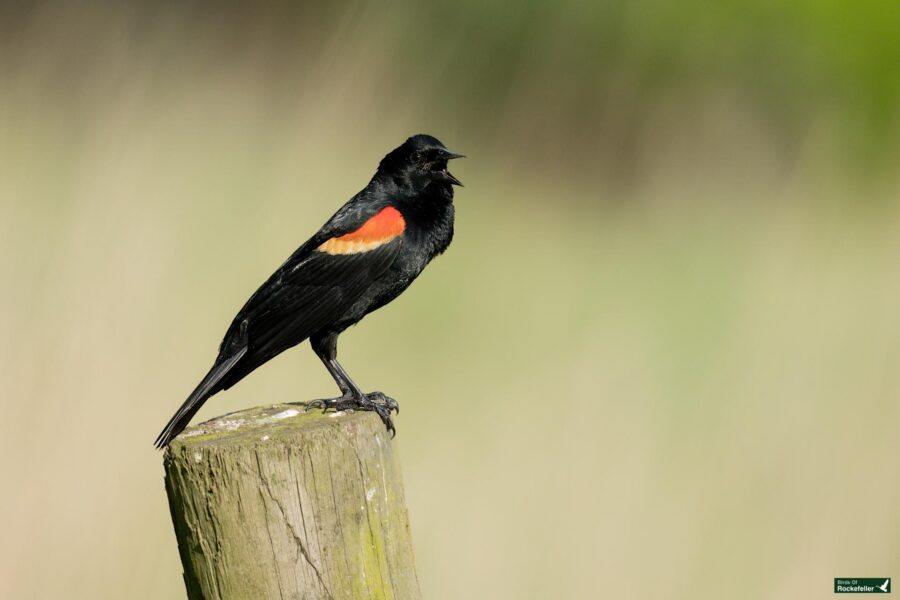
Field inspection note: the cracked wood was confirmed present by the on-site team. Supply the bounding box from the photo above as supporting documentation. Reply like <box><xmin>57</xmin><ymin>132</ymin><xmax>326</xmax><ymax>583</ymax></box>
<box><xmin>163</xmin><ymin>405</ymin><xmax>422</xmax><ymax>600</ymax></box>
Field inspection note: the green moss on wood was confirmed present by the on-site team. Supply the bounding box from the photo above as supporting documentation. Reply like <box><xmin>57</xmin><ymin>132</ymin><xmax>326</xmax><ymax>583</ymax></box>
<box><xmin>163</xmin><ymin>405</ymin><xmax>421</xmax><ymax>600</ymax></box>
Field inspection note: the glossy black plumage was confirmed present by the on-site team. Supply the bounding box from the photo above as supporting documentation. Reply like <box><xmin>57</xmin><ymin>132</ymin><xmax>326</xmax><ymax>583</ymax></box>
<box><xmin>155</xmin><ymin>134</ymin><xmax>462</xmax><ymax>448</ymax></box>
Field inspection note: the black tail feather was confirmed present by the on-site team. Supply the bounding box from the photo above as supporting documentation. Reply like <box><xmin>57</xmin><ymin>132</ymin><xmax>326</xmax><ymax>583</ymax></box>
<box><xmin>154</xmin><ymin>347</ymin><xmax>247</xmax><ymax>449</ymax></box>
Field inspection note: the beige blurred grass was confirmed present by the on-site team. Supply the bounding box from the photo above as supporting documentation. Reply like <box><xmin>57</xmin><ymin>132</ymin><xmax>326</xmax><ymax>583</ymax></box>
<box><xmin>2</xmin><ymin>5</ymin><xmax>900</xmax><ymax>599</ymax></box>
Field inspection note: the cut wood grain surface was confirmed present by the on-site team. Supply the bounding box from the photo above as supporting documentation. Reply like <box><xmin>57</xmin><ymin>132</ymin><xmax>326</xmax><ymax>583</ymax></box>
<box><xmin>163</xmin><ymin>405</ymin><xmax>421</xmax><ymax>600</ymax></box>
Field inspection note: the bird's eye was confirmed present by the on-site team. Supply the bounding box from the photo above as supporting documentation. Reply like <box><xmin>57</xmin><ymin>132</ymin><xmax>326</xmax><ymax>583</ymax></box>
<box><xmin>410</xmin><ymin>151</ymin><xmax>423</xmax><ymax>164</ymax></box>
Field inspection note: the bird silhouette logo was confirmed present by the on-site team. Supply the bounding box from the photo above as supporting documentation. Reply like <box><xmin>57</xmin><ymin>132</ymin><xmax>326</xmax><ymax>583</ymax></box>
<box><xmin>879</xmin><ymin>578</ymin><xmax>890</xmax><ymax>592</ymax></box>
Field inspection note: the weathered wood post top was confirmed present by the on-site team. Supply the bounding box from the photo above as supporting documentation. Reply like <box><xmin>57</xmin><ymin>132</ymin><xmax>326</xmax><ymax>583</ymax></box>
<box><xmin>163</xmin><ymin>404</ymin><xmax>421</xmax><ymax>600</ymax></box>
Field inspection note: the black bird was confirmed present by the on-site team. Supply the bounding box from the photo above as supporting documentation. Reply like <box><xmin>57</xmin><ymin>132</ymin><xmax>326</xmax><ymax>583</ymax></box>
<box><xmin>155</xmin><ymin>134</ymin><xmax>463</xmax><ymax>448</ymax></box>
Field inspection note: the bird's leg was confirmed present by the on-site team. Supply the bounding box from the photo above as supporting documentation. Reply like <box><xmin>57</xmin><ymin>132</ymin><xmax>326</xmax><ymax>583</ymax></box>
<box><xmin>307</xmin><ymin>333</ymin><xmax>399</xmax><ymax>435</ymax></box>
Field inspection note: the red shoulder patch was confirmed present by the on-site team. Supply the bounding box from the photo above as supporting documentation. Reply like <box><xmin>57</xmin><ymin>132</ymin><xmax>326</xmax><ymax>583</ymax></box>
<box><xmin>318</xmin><ymin>206</ymin><xmax>406</xmax><ymax>255</ymax></box>
<box><xmin>336</xmin><ymin>206</ymin><xmax>405</xmax><ymax>242</ymax></box>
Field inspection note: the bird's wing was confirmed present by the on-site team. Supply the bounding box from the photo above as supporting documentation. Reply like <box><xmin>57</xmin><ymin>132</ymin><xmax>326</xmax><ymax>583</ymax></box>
<box><xmin>216</xmin><ymin>202</ymin><xmax>406</xmax><ymax>366</ymax></box>
<box><xmin>242</xmin><ymin>240</ymin><xmax>402</xmax><ymax>361</ymax></box>
<box><xmin>269</xmin><ymin>193</ymin><xmax>396</xmax><ymax>276</ymax></box>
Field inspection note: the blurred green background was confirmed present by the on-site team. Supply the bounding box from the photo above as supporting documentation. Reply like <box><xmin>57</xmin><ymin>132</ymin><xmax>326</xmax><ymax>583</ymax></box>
<box><xmin>2</xmin><ymin>2</ymin><xmax>899</xmax><ymax>598</ymax></box>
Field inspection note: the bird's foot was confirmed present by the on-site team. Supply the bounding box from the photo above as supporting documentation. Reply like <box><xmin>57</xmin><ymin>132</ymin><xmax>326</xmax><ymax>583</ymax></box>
<box><xmin>366</xmin><ymin>391</ymin><xmax>400</xmax><ymax>414</ymax></box>
<box><xmin>305</xmin><ymin>391</ymin><xmax>399</xmax><ymax>437</ymax></box>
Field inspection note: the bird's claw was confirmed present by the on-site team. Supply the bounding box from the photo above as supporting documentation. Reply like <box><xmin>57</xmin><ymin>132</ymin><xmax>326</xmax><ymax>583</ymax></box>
<box><xmin>362</xmin><ymin>392</ymin><xmax>398</xmax><ymax>437</ymax></box>
<box><xmin>368</xmin><ymin>401</ymin><xmax>397</xmax><ymax>438</ymax></box>
<box><xmin>304</xmin><ymin>398</ymin><xmax>328</xmax><ymax>411</ymax></box>
<box><xmin>367</xmin><ymin>391</ymin><xmax>399</xmax><ymax>414</ymax></box>
<box><xmin>304</xmin><ymin>391</ymin><xmax>399</xmax><ymax>437</ymax></box>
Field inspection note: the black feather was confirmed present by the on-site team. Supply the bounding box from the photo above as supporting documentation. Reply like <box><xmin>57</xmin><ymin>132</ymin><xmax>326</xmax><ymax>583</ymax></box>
<box><xmin>155</xmin><ymin>134</ymin><xmax>460</xmax><ymax>446</ymax></box>
<box><xmin>154</xmin><ymin>346</ymin><xmax>247</xmax><ymax>449</ymax></box>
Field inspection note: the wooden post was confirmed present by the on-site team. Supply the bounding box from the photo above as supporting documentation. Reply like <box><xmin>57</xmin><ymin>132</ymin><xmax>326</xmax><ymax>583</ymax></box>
<box><xmin>163</xmin><ymin>404</ymin><xmax>422</xmax><ymax>600</ymax></box>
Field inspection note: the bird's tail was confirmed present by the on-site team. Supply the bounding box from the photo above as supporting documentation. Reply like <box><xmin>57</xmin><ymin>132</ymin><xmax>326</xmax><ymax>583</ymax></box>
<box><xmin>154</xmin><ymin>347</ymin><xmax>247</xmax><ymax>449</ymax></box>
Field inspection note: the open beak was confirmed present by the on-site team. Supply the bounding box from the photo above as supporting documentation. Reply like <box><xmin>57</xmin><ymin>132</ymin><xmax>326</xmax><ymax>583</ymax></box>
<box><xmin>437</xmin><ymin>150</ymin><xmax>464</xmax><ymax>186</ymax></box>
<box><xmin>436</xmin><ymin>169</ymin><xmax>464</xmax><ymax>187</ymax></box>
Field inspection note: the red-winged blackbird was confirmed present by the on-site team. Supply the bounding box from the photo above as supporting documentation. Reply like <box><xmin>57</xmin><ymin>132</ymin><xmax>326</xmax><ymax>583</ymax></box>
<box><xmin>155</xmin><ymin>134</ymin><xmax>463</xmax><ymax>448</ymax></box>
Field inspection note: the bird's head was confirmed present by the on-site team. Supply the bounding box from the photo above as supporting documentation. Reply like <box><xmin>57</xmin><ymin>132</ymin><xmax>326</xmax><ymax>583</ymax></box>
<box><xmin>378</xmin><ymin>134</ymin><xmax>464</xmax><ymax>191</ymax></box>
